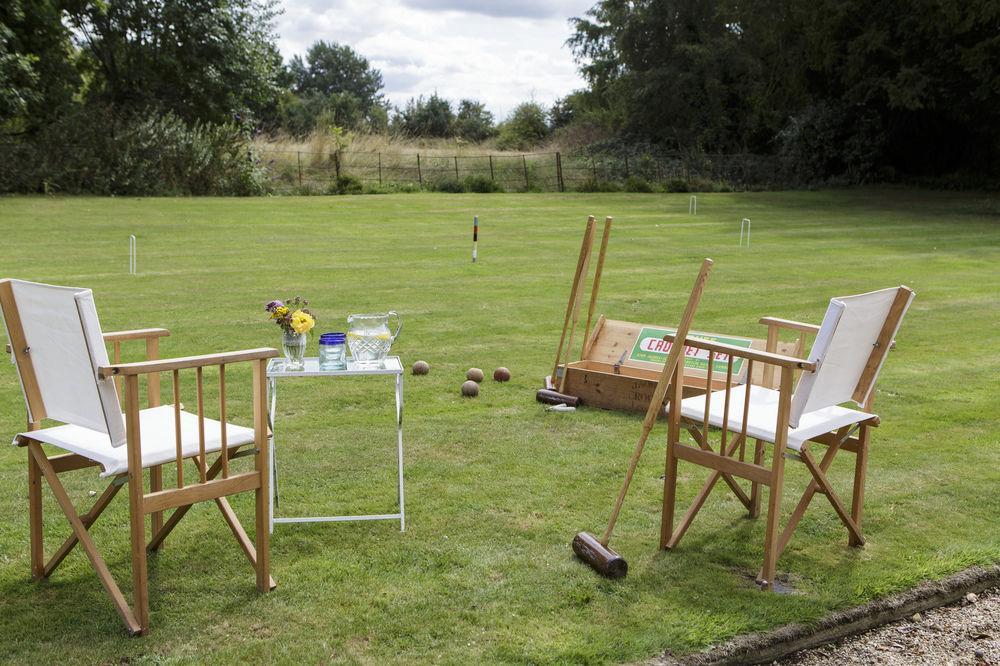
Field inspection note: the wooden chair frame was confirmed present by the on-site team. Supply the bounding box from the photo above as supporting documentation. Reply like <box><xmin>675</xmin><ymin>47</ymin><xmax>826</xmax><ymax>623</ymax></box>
<box><xmin>3</xmin><ymin>291</ymin><xmax>277</xmax><ymax>636</ymax></box>
<box><xmin>660</xmin><ymin>295</ymin><xmax>909</xmax><ymax>589</ymax></box>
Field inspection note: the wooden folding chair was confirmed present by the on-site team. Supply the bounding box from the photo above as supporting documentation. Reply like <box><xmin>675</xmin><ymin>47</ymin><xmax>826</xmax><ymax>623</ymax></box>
<box><xmin>659</xmin><ymin>286</ymin><xmax>914</xmax><ymax>589</ymax></box>
<box><xmin>0</xmin><ymin>279</ymin><xmax>278</xmax><ymax>635</ymax></box>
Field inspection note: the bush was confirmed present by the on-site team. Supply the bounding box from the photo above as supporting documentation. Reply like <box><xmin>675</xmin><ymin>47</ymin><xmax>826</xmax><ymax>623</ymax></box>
<box><xmin>623</xmin><ymin>176</ymin><xmax>653</xmax><ymax>192</ymax></box>
<box><xmin>429</xmin><ymin>178</ymin><xmax>466</xmax><ymax>193</ymax></box>
<box><xmin>463</xmin><ymin>175</ymin><xmax>502</xmax><ymax>193</ymax></box>
<box><xmin>664</xmin><ymin>178</ymin><xmax>690</xmax><ymax>193</ymax></box>
<box><xmin>496</xmin><ymin>102</ymin><xmax>550</xmax><ymax>151</ymax></box>
<box><xmin>330</xmin><ymin>174</ymin><xmax>364</xmax><ymax>194</ymax></box>
<box><xmin>0</xmin><ymin>106</ymin><xmax>269</xmax><ymax>195</ymax></box>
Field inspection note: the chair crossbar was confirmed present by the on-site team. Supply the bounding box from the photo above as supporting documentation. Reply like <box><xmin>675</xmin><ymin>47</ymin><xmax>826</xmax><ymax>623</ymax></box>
<box><xmin>672</xmin><ymin>442</ymin><xmax>773</xmax><ymax>486</ymax></box>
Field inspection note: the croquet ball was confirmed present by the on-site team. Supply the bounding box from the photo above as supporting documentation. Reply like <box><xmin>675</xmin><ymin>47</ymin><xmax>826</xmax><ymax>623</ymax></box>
<box><xmin>466</xmin><ymin>367</ymin><xmax>485</xmax><ymax>383</ymax></box>
<box><xmin>493</xmin><ymin>367</ymin><xmax>511</xmax><ymax>382</ymax></box>
<box><xmin>461</xmin><ymin>380</ymin><xmax>479</xmax><ymax>397</ymax></box>
<box><xmin>412</xmin><ymin>360</ymin><xmax>430</xmax><ymax>375</ymax></box>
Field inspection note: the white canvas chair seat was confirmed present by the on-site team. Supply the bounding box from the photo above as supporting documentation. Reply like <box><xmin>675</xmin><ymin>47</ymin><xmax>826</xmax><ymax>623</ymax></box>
<box><xmin>679</xmin><ymin>385</ymin><xmax>875</xmax><ymax>451</ymax></box>
<box><xmin>14</xmin><ymin>405</ymin><xmax>256</xmax><ymax>477</ymax></box>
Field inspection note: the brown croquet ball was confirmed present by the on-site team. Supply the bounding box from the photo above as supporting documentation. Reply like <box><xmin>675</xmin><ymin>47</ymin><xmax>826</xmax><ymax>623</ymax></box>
<box><xmin>412</xmin><ymin>360</ymin><xmax>430</xmax><ymax>375</ymax></box>
<box><xmin>466</xmin><ymin>367</ymin><xmax>485</xmax><ymax>383</ymax></box>
<box><xmin>493</xmin><ymin>367</ymin><xmax>511</xmax><ymax>382</ymax></box>
<box><xmin>461</xmin><ymin>380</ymin><xmax>479</xmax><ymax>397</ymax></box>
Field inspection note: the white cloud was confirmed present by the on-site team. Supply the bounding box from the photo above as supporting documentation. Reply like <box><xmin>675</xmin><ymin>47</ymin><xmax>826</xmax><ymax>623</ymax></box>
<box><xmin>272</xmin><ymin>0</ymin><xmax>594</xmax><ymax>119</ymax></box>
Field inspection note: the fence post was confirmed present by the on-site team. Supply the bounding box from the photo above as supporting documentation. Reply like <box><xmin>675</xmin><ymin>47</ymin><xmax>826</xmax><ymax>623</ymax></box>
<box><xmin>454</xmin><ymin>155</ymin><xmax>459</xmax><ymax>180</ymax></box>
<box><xmin>297</xmin><ymin>151</ymin><xmax>302</xmax><ymax>187</ymax></box>
<box><xmin>556</xmin><ymin>152</ymin><xmax>565</xmax><ymax>192</ymax></box>
<box><xmin>624</xmin><ymin>154</ymin><xmax>630</xmax><ymax>179</ymax></box>
<box><xmin>417</xmin><ymin>153</ymin><xmax>423</xmax><ymax>189</ymax></box>
<box><xmin>522</xmin><ymin>155</ymin><xmax>529</xmax><ymax>189</ymax></box>
<box><xmin>333</xmin><ymin>151</ymin><xmax>341</xmax><ymax>180</ymax></box>
<box><xmin>489</xmin><ymin>155</ymin><xmax>495</xmax><ymax>181</ymax></box>
<box><xmin>378</xmin><ymin>152</ymin><xmax>383</xmax><ymax>186</ymax></box>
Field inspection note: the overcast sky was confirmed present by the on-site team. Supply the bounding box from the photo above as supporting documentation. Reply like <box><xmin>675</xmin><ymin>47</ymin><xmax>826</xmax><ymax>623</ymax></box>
<box><xmin>273</xmin><ymin>0</ymin><xmax>595</xmax><ymax>120</ymax></box>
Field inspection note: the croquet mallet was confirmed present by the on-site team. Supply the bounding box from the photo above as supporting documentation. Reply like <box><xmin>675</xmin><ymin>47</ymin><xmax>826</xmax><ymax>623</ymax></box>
<box><xmin>572</xmin><ymin>258</ymin><xmax>714</xmax><ymax>578</ymax></box>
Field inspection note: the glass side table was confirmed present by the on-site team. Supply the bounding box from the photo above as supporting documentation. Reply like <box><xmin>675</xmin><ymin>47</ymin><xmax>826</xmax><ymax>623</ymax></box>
<box><xmin>266</xmin><ymin>356</ymin><xmax>405</xmax><ymax>534</ymax></box>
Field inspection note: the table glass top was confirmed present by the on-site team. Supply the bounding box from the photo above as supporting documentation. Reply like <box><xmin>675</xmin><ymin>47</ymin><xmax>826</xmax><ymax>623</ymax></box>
<box><xmin>267</xmin><ymin>356</ymin><xmax>403</xmax><ymax>377</ymax></box>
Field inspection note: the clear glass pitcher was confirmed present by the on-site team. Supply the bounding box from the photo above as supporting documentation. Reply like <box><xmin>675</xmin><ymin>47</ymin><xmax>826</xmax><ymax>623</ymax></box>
<box><xmin>347</xmin><ymin>311</ymin><xmax>401</xmax><ymax>367</ymax></box>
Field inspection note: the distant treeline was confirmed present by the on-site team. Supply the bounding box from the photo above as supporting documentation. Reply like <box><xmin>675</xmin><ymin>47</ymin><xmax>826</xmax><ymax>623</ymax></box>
<box><xmin>1</xmin><ymin>0</ymin><xmax>997</xmax><ymax>195</ymax></box>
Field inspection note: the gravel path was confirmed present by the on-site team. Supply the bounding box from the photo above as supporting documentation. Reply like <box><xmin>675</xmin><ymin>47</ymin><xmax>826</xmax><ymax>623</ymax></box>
<box><xmin>778</xmin><ymin>587</ymin><xmax>999</xmax><ymax>665</ymax></box>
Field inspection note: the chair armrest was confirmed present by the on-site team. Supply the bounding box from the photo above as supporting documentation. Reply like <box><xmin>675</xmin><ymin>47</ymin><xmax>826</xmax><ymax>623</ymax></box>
<box><xmin>103</xmin><ymin>328</ymin><xmax>171</xmax><ymax>343</ymax></box>
<box><xmin>663</xmin><ymin>334</ymin><xmax>816</xmax><ymax>371</ymax></box>
<box><xmin>758</xmin><ymin>317</ymin><xmax>820</xmax><ymax>335</ymax></box>
<box><xmin>98</xmin><ymin>348</ymin><xmax>279</xmax><ymax>378</ymax></box>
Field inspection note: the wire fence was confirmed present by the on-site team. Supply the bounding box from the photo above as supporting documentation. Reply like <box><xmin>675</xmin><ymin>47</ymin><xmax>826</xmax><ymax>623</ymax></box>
<box><xmin>0</xmin><ymin>139</ymin><xmax>785</xmax><ymax>195</ymax></box>
<box><xmin>258</xmin><ymin>148</ymin><xmax>784</xmax><ymax>192</ymax></box>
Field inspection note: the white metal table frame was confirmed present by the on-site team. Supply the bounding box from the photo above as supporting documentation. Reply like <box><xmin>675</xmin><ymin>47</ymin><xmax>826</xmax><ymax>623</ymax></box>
<box><xmin>266</xmin><ymin>356</ymin><xmax>405</xmax><ymax>534</ymax></box>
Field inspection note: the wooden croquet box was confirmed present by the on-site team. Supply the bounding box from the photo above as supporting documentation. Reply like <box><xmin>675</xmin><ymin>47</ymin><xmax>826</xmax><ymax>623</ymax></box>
<box><xmin>554</xmin><ymin>317</ymin><xmax>798</xmax><ymax>415</ymax></box>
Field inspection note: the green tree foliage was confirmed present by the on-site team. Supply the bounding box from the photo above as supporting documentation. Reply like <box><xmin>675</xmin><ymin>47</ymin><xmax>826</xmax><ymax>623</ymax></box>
<box><xmin>453</xmin><ymin>99</ymin><xmax>495</xmax><ymax>141</ymax></box>
<box><xmin>290</xmin><ymin>41</ymin><xmax>383</xmax><ymax>109</ymax></box>
<box><xmin>393</xmin><ymin>93</ymin><xmax>454</xmax><ymax>137</ymax></box>
<box><xmin>570</xmin><ymin>0</ymin><xmax>1000</xmax><ymax>178</ymax></box>
<box><xmin>67</xmin><ymin>0</ymin><xmax>284</xmax><ymax>124</ymax></box>
<box><xmin>278</xmin><ymin>40</ymin><xmax>387</xmax><ymax>134</ymax></box>
<box><xmin>0</xmin><ymin>0</ymin><xmax>80</xmax><ymax>128</ymax></box>
<box><xmin>496</xmin><ymin>101</ymin><xmax>550</xmax><ymax>150</ymax></box>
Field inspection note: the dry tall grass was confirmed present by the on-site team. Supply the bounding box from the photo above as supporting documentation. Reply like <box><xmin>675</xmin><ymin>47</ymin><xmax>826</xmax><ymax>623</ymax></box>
<box><xmin>253</xmin><ymin>131</ymin><xmax>519</xmax><ymax>158</ymax></box>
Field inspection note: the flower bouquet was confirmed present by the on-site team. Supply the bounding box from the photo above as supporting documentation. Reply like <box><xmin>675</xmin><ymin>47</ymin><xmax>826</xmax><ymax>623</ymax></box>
<box><xmin>265</xmin><ymin>297</ymin><xmax>315</xmax><ymax>370</ymax></box>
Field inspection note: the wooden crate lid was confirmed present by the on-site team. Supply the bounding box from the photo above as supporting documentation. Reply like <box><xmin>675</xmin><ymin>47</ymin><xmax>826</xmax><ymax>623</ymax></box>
<box><xmin>583</xmin><ymin>317</ymin><xmax>798</xmax><ymax>387</ymax></box>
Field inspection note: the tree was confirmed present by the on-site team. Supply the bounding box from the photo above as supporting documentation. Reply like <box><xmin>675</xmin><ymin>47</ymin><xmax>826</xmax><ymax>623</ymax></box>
<box><xmin>66</xmin><ymin>0</ymin><xmax>285</xmax><ymax>124</ymax></box>
<box><xmin>496</xmin><ymin>102</ymin><xmax>550</xmax><ymax>150</ymax></box>
<box><xmin>289</xmin><ymin>41</ymin><xmax>384</xmax><ymax>111</ymax></box>
<box><xmin>568</xmin><ymin>0</ymin><xmax>767</xmax><ymax>151</ymax></box>
<box><xmin>0</xmin><ymin>0</ymin><xmax>80</xmax><ymax>129</ymax></box>
<box><xmin>393</xmin><ymin>93</ymin><xmax>454</xmax><ymax>137</ymax></box>
<box><xmin>568</xmin><ymin>0</ymin><xmax>1000</xmax><ymax>177</ymax></box>
<box><xmin>453</xmin><ymin>99</ymin><xmax>495</xmax><ymax>141</ymax></box>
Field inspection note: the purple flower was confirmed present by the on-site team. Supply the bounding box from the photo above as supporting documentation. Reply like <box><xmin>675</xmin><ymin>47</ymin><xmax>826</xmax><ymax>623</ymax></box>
<box><xmin>265</xmin><ymin>300</ymin><xmax>284</xmax><ymax>313</ymax></box>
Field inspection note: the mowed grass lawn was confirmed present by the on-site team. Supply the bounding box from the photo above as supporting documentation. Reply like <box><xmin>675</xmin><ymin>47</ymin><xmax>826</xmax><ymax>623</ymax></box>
<box><xmin>0</xmin><ymin>190</ymin><xmax>997</xmax><ymax>664</ymax></box>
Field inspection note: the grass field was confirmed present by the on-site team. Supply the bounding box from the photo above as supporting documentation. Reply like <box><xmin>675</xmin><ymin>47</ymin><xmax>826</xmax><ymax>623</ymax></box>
<box><xmin>0</xmin><ymin>190</ymin><xmax>997</xmax><ymax>664</ymax></box>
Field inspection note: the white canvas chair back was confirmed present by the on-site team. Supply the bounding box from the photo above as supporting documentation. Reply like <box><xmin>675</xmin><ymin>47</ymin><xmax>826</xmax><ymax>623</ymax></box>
<box><xmin>789</xmin><ymin>286</ymin><xmax>914</xmax><ymax>427</ymax></box>
<box><xmin>0</xmin><ymin>279</ymin><xmax>126</xmax><ymax>446</ymax></box>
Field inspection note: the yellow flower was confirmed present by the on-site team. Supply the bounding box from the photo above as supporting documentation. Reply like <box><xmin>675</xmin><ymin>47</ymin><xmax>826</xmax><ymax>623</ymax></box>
<box><xmin>290</xmin><ymin>310</ymin><xmax>315</xmax><ymax>334</ymax></box>
<box><xmin>272</xmin><ymin>305</ymin><xmax>289</xmax><ymax>319</ymax></box>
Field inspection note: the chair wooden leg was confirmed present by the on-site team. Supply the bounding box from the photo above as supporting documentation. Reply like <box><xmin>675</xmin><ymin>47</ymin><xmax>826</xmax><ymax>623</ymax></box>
<box><xmin>849</xmin><ymin>425</ymin><xmax>870</xmax><ymax>547</ymax></box>
<box><xmin>128</xmin><ymin>470</ymin><xmax>149</xmax><ymax>634</ymax></box>
<box><xmin>125</xmin><ymin>376</ymin><xmax>150</xmax><ymax>635</ymax></box>
<box><xmin>749</xmin><ymin>439</ymin><xmax>765</xmax><ymax>518</ymax></box>
<box><xmin>253</xmin><ymin>359</ymin><xmax>271</xmax><ymax>593</ymax></box>
<box><xmin>29</xmin><ymin>443</ymin><xmax>141</xmax><ymax>635</ymax></box>
<box><xmin>759</xmin><ymin>457</ymin><xmax>786</xmax><ymax>590</ymax></box>
<box><xmin>149</xmin><ymin>465</ymin><xmax>163</xmax><ymax>551</ymax></box>
<box><xmin>759</xmin><ymin>368</ymin><xmax>792</xmax><ymax>590</ymax></box>
<box><xmin>659</xmin><ymin>432</ymin><xmax>679</xmax><ymax>549</ymax></box>
<box><xmin>27</xmin><ymin>448</ymin><xmax>44</xmax><ymax>580</ymax></box>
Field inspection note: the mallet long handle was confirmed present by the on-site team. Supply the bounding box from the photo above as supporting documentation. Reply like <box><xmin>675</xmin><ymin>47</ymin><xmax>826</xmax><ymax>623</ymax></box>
<box><xmin>559</xmin><ymin>223</ymin><xmax>597</xmax><ymax>393</ymax></box>
<box><xmin>551</xmin><ymin>216</ymin><xmax>597</xmax><ymax>383</ymax></box>
<box><xmin>580</xmin><ymin>216</ymin><xmax>612</xmax><ymax>360</ymax></box>
<box><xmin>600</xmin><ymin>258</ymin><xmax>714</xmax><ymax>546</ymax></box>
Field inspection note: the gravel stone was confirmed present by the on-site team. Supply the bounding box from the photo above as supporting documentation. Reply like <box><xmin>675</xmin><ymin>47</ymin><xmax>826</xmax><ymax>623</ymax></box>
<box><xmin>778</xmin><ymin>586</ymin><xmax>999</xmax><ymax>665</ymax></box>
